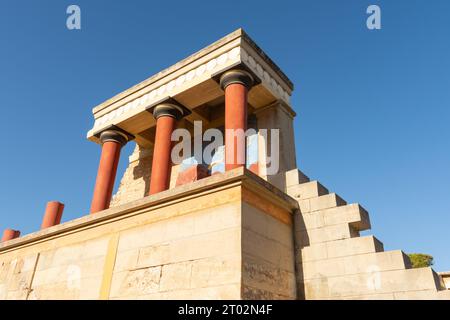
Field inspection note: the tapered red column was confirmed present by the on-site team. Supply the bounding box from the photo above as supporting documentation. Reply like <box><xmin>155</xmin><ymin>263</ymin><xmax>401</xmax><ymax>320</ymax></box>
<box><xmin>41</xmin><ymin>201</ymin><xmax>65</xmax><ymax>229</ymax></box>
<box><xmin>149</xmin><ymin>104</ymin><xmax>185</xmax><ymax>195</ymax></box>
<box><xmin>90</xmin><ymin>130</ymin><xmax>130</xmax><ymax>213</ymax></box>
<box><xmin>220</xmin><ymin>69</ymin><xmax>254</xmax><ymax>171</ymax></box>
<box><xmin>1</xmin><ymin>229</ymin><xmax>20</xmax><ymax>242</ymax></box>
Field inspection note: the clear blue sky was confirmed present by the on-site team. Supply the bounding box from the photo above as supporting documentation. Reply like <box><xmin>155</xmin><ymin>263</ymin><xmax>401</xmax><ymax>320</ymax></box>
<box><xmin>0</xmin><ymin>1</ymin><xmax>449</xmax><ymax>270</ymax></box>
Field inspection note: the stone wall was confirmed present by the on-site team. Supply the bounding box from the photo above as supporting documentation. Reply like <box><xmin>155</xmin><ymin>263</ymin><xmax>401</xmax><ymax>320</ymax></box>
<box><xmin>285</xmin><ymin>168</ymin><xmax>450</xmax><ymax>300</ymax></box>
<box><xmin>1</xmin><ymin>166</ymin><xmax>449</xmax><ymax>300</ymax></box>
<box><xmin>0</xmin><ymin>168</ymin><xmax>297</xmax><ymax>300</ymax></box>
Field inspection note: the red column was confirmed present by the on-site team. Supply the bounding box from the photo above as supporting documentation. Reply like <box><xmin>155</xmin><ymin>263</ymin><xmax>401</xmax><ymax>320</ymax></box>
<box><xmin>1</xmin><ymin>229</ymin><xmax>20</xmax><ymax>242</ymax></box>
<box><xmin>41</xmin><ymin>201</ymin><xmax>65</xmax><ymax>229</ymax></box>
<box><xmin>90</xmin><ymin>130</ymin><xmax>129</xmax><ymax>214</ymax></box>
<box><xmin>220</xmin><ymin>70</ymin><xmax>254</xmax><ymax>171</ymax></box>
<box><xmin>149</xmin><ymin>104</ymin><xmax>185</xmax><ymax>195</ymax></box>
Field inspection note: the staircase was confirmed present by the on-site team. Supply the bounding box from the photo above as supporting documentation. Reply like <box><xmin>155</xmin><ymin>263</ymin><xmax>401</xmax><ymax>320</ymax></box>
<box><xmin>285</xmin><ymin>169</ymin><xmax>449</xmax><ymax>300</ymax></box>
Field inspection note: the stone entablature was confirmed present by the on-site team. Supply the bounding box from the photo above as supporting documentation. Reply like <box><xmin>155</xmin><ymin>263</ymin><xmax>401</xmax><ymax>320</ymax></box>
<box><xmin>87</xmin><ymin>29</ymin><xmax>294</xmax><ymax>147</ymax></box>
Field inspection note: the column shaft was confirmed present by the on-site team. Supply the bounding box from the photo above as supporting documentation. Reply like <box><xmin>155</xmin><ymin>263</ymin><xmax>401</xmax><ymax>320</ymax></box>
<box><xmin>1</xmin><ymin>229</ymin><xmax>20</xmax><ymax>242</ymax></box>
<box><xmin>90</xmin><ymin>129</ymin><xmax>129</xmax><ymax>214</ymax></box>
<box><xmin>149</xmin><ymin>116</ymin><xmax>176</xmax><ymax>195</ymax></box>
<box><xmin>90</xmin><ymin>141</ymin><xmax>121</xmax><ymax>213</ymax></box>
<box><xmin>41</xmin><ymin>201</ymin><xmax>65</xmax><ymax>229</ymax></box>
<box><xmin>220</xmin><ymin>70</ymin><xmax>253</xmax><ymax>171</ymax></box>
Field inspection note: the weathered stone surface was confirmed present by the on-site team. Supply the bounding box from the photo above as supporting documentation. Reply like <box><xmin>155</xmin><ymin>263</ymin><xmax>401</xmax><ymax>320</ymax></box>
<box><xmin>110</xmin><ymin>266</ymin><xmax>161</xmax><ymax>298</ymax></box>
<box><xmin>243</xmin><ymin>255</ymin><xmax>296</xmax><ymax>298</ymax></box>
<box><xmin>287</xmin><ymin>181</ymin><xmax>328</xmax><ymax>200</ymax></box>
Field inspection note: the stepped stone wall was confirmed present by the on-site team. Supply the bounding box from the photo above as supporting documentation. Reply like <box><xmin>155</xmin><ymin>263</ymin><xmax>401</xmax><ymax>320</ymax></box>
<box><xmin>284</xmin><ymin>168</ymin><xmax>450</xmax><ymax>300</ymax></box>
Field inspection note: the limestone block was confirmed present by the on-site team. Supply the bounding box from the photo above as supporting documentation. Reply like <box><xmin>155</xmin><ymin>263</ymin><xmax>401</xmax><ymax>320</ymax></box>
<box><xmin>44</xmin><ymin>244</ymin><xmax>84</xmax><ymax>268</ymax></box>
<box><xmin>242</xmin><ymin>229</ymin><xmax>295</xmax><ymax>272</ymax></box>
<box><xmin>114</xmin><ymin>249</ymin><xmax>139</xmax><ymax>272</ymax></box>
<box><xmin>192</xmin><ymin>203</ymin><xmax>241</xmax><ymax>235</ymax></box>
<box><xmin>287</xmin><ymin>181</ymin><xmax>328</xmax><ymax>200</ymax></box>
<box><xmin>285</xmin><ymin>168</ymin><xmax>310</xmax><ymax>188</ymax></box>
<box><xmin>242</xmin><ymin>202</ymin><xmax>294</xmax><ymax>248</ymax></box>
<box><xmin>298</xmin><ymin>199</ymin><xmax>311</xmax><ymax>213</ymax></box>
<box><xmin>117</xmin><ymin>227</ymin><xmax>241</xmax><ymax>276</ymax></box>
<box><xmin>30</xmin><ymin>282</ymin><xmax>81</xmax><ymax>300</ymax></box>
<box><xmin>80</xmin><ymin>237</ymin><xmax>110</xmax><ymax>260</ymax></box>
<box><xmin>110</xmin><ymin>266</ymin><xmax>161</xmax><ymax>298</ymax></box>
<box><xmin>135</xmin><ymin>283</ymin><xmax>242</xmax><ymax>300</ymax></box>
<box><xmin>296</xmin><ymin>204</ymin><xmax>371</xmax><ymax>232</ymax></box>
<box><xmin>322</xmin><ymin>204</ymin><xmax>370</xmax><ymax>231</ymax></box>
<box><xmin>136</xmin><ymin>243</ymin><xmax>171</xmax><ymax>269</ymax></box>
<box><xmin>294</xmin><ymin>210</ymin><xmax>324</xmax><ymax>230</ymax></box>
<box><xmin>302</xmin><ymin>277</ymin><xmax>329</xmax><ymax>300</ymax></box>
<box><xmin>325</xmin><ymin>236</ymin><xmax>384</xmax><ymax>259</ymax></box>
<box><xmin>33</xmin><ymin>275</ymin><xmax>104</xmax><ymax>299</ymax></box>
<box><xmin>299</xmin><ymin>242</ymin><xmax>328</xmax><ymax>262</ymax></box>
<box><xmin>302</xmin><ymin>250</ymin><xmax>410</xmax><ymax>280</ymax></box>
<box><xmin>343</xmin><ymin>250</ymin><xmax>410</xmax><ymax>275</ymax></box>
<box><xmin>295</xmin><ymin>223</ymin><xmax>358</xmax><ymax>246</ymax></box>
<box><xmin>309</xmin><ymin>193</ymin><xmax>346</xmax><ymax>212</ymax></box>
<box><xmin>117</xmin><ymin>220</ymin><xmax>169</xmax><ymax>252</ymax></box>
<box><xmin>117</xmin><ymin>203</ymin><xmax>240</xmax><ymax>253</ymax></box>
<box><xmin>189</xmin><ymin>255</ymin><xmax>241</xmax><ymax>288</ymax></box>
<box><xmin>161</xmin><ymin>213</ymin><xmax>196</xmax><ymax>242</ymax></box>
<box><xmin>242</xmin><ymin>254</ymin><xmax>296</xmax><ymax>298</ymax></box>
<box><xmin>160</xmin><ymin>262</ymin><xmax>192</xmax><ymax>292</ymax></box>
<box><xmin>32</xmin><ymin>257</ymin><xmax>104</xmax><ymax>288</ymax></box>
<box><xmin>33</xmin><ymin>266</ymin><xmax>67</xmax><ymax>287</ymax></box>
<box><xmin>166</xmin><ymin>227</ymin><xmax>241</xmax><ymax>264</ymax></box>
<box><xmin>327</xmin><ymin>267</ymin><xmax>443</xmax><ymax>298</ymax></box>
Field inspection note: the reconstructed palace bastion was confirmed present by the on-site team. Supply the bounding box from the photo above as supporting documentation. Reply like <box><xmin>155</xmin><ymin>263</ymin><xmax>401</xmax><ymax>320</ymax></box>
<box><xmin>1</xmin><ymin>29</ymin><xmax>449</xmax><ymax>300</ymax></box>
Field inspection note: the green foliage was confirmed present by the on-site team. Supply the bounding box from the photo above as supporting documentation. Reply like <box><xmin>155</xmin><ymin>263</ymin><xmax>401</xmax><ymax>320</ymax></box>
<box><xmin>408</xmin><ymin>253</ymin><xmax>434</xmax><ymax>268</ymax></box>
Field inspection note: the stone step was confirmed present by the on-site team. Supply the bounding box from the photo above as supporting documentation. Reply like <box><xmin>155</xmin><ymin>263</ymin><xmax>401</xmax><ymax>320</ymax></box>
<box><xmin>321</xmin><ymin>267</ymin><xmax>444</xmax><ymax>298</ymax></box>
<box><xmin>295</xmin><ymin>223</ymin><xmax>359</xmax><ymax>246</ymax></box>
<box><xmin>300</xmin><ymin>235</ymin><xmax>384</xmax><ymax>262</ymax></box>
<box><xmin>287</xmin><ymin>181</ymin><xmax>329</xmax><ymax>200</ymax></box>
<box><xmin>301</xmin><ymin>250</ymin><xmax>411</xmax><ymax>281</ymax></box>
<box><xmin>299</xmin><ymin>193</ymin><xmax>347</xmax><ymax>214</ymax></box>
<box><xmin>295</xmin><ymin>203</ymin><xmax>370</xmax><ymax>232</ymax></box>
<box><xmin>285</xmin><ymin>168</ymin><xmax>310</xmax><ymax>188</ymax></box>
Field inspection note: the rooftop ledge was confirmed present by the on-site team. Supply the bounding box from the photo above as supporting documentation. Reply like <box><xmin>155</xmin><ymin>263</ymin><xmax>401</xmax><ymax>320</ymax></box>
<box><xmin>0</xmin><ymin>167</ymin><xmax>298</xmax><ymax>253</ymax></box>
<box><xmin>87</xmin><ymin>28</ymin><xmax>295</xmax><ymax>145</ymax></box>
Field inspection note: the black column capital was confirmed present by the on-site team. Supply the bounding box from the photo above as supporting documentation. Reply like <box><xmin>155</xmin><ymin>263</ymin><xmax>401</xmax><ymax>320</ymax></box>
<box><xmin>219</xmin><ymin>69</ymin><xmax>254</xmax><ymax>90</ymax></box>
<box><xmin>94</xmin><ymin>125</ymin><xmax>134</xmax><ymax>146</ymax></box>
